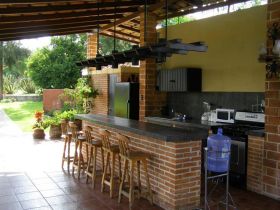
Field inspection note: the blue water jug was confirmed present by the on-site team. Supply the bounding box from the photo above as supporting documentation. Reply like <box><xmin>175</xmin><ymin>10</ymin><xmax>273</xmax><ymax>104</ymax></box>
<box><xmin>207</xmin><ymin>128</ymin><xmax>231</xmax><ymax>173</ymax></box>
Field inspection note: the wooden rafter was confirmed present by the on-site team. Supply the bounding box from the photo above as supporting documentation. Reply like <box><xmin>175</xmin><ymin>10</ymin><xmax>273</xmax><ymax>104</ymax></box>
<box><xmin>107</xmin><ymin>29</ymin><xmax>139</xmax><ymax>40</ymax></box>
<box><xmin>0</xmin><ymin>0</ymin><xmax>94</xmax><ymax>4</ymax></box>
<box><xmin>0</xmin><ymin>0</ymin><xmax>156</xmax><ymax>15</ymax></box>
<box><xmin>118</xmin><ymin>25</ymin><xmax>140</xmax><ymax>33</ymax></box>
<box><xmin>0</xmin><ymin>16</ymin><xmax>120</xmax><ymax>31</ymax></box>
<box><xmin>0</xmin><ymin>9</ymin><xmax>134</xmax><ymax>24</ymax></box>
<box><xmin>100</xmin><ymin>32</ymin><xmax>139</xmax><ymax>44</ymax></box>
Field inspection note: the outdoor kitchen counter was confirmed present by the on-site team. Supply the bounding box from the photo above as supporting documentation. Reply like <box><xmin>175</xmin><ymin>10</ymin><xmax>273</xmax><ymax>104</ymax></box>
<box><xmin>76</xmin><ymin>114</ymin><xmax>204</xmax><ymax>210</ymax></box>
<box><xmin>76</xmin><ymin>114</ymin><xmax>208</xmax><ymax>141</ymax></box>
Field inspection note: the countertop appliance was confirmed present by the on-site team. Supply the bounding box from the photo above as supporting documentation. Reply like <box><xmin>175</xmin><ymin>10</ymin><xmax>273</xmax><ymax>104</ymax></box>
<box><xmin>114</xmin><ymin>82</ymin><xmax>139</xmax><ymax>120</ymax></box>
<box><xmin>219</xmin><ymin>111</ymin><xmax>264</xmax><ymax>188</ymax></box>
<box><xmin>215</xmin><ymin>108</ymin><xmax>235</xmax><ymax>123</ymax></box>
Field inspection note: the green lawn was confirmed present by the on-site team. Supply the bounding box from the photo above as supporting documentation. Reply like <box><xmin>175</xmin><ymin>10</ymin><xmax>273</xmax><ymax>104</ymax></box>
<box><xmin>0</xmin><ymin>101</ymin><xmax>43</xmax><ymax>132</ymax></box>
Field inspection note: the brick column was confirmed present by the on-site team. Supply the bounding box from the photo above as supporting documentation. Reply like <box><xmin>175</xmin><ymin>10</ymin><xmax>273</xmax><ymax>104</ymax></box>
<box><xmin>263</xmin><ymin>0</ymin><xmax>280</xmax><ymax>200</ymax></box>
<box><xmin>87</xmin><ymin>33</ymin><xmax>109</xmax><ymax>115</ymax></box>
<box><xmin>139</xmin><ymin>13</ymin><xmax>166</xmax><ymax>121</ymax></box>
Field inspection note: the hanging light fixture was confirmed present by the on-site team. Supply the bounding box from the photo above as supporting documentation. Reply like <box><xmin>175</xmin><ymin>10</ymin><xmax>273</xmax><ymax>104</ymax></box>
<box><xmin>111</xmin><ymin>0</ymin><xmax>118</xmax><ymax>69</ymax></box>
<box><xmin>96</xmin><ymin>0</ymin><xmax>102</xmax><ymax>70</ymax></box>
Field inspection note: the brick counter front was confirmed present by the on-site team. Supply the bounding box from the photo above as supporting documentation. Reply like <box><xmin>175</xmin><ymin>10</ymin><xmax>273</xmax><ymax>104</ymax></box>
<box><xmin>78</xmin><ymin>115</ymin><xmax>205</xmax><ymax>210</ymax></box>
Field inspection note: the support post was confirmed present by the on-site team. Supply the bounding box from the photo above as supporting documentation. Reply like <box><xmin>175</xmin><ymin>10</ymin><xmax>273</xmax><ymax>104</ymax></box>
<box><xmin>0</xmin><ymin>41</ymin><xmax>3</xmax><ymax>100</ymax></box>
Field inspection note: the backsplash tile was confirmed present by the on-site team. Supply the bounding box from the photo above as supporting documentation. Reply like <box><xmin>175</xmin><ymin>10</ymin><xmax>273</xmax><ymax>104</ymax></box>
<box><xmin>167</xmin><ymin>92</ymin><xmax>264</xmax><ymax>120</ymax></box>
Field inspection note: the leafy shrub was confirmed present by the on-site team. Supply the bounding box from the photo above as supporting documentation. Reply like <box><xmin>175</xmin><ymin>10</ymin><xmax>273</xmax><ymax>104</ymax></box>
<box><xmin>0</xmin><ymin>98</ymin><xmax>16</xmax><ymax>103</ymax></box>
<box><xmin>19</xmin><ymin>77</ymin><xmax>37</xmax><ymax>94</ymax></box>
<box><xmin>57</xmin><ymin>110</ymin><xmax>78</xmax><ymax>121</ymax></box>
<box><xmin>3</xmin><ymin>75</ymin><xmax>18</xmax><ymax>94</ymax></box>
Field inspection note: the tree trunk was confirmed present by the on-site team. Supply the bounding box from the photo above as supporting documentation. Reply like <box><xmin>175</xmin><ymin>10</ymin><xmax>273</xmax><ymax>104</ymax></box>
<box><xmin>0</xmin><ymin>42</ymin><xmax>3</xmax><ymax>100</ymax></box>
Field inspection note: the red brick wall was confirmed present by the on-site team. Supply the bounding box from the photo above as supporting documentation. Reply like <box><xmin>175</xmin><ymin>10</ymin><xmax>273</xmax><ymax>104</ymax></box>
<box><xmin>247</xmin><ymin>135</ymin><xmax>265</xmax><ymax>194</ymax></box>
<box><xmin>263</xmin><ymin>0</ymin><xmax>280</xmax><ymax>200</ymax></box>
<box><xmin>82</xmin><ymin>121</ymin><xmax>201</xmax><ymax>210</ymax></box>
<box><xmin>42</xmin><ymin>89</ymin><xmax>64</xmax><ymax>112</ymax></box>
<box><xmin>139</xmin><ymin>13</ymin><xmax>167</xmax><ymax>121</ymax></box>
<box><xmin>91</xmin><ymin>74</ymin><xmax>109</xmax><ymax>115</ymax></box>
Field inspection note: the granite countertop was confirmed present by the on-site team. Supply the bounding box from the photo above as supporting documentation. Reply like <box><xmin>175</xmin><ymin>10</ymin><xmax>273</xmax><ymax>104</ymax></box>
<box><xmin>144</xmin><ymin>116</ymin><xmax>229</xmax><ymax>129</ymax></box>
<box><xmin>75</xmin><ymin>114</ymin><xmax>208</xmax><ymax>142</ymax></box>
<box><xmin>247</xmin><ymin>129</ymin><xmax>265</xmax><ymax>137</ymax></box>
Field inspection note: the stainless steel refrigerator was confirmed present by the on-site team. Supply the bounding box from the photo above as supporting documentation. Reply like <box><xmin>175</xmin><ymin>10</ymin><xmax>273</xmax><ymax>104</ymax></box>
<box><xmin>114</xmin><ymin>82</ymin><xmax>139</xmax><ymax>120</ymax></box>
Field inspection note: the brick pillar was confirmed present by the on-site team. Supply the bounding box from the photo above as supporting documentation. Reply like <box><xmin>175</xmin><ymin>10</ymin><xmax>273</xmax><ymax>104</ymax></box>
<box><xmin>87</xmin><ymin>33</ymin><xmax>109</xmax><ymax>115</ymax></box>
<box><xmin>263</xmin><ymin>0</ymin><xmax>280</xmax><ymax>200</ymax></box>
<box><xmin>139</xmin><ymin>13</ymin><xmax>166</xmax><ymax>121</ymax></box>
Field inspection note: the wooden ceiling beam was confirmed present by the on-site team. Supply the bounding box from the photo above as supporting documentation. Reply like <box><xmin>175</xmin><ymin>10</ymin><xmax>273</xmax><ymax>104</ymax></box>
<box><xmin>107</xmin><ymin>29</ymin><xmax>139</xmax><ymax>40</ymax></box>
<box><xmin>0</xmin><ymin>0</ymin><xmax>156</xmax><ymax>15</ymax></box>
<box><xmin>0</xmin><ymin>0</ymin><xmax>93</xmax><ymax>4</ymax></box>
<box><xmin>118</xmin><ymin>25</ymin><xmax>140</xmax><ymax>33</ymax></box>
<box><xmin>157</xmin><ymin>0</ymin><xmax>249</xmax><ymax>20</ymax></box>
<box><xmin>0</xmin><ymin>29</ymin><xmax>90</xmax><ymax>42</ymax></box>
<box><xmin>0</xmin><ymin>22</ymin><xmax>108</xmax><ymax>36</ymax></box>
<box><xmin>100</xmin><ymin>32</ymin><xmax>139</xmax><ymax>44</ymax></box>
<box><xmin>101</xmin><ymin>0</ymin><xmax>178</xmax><ymax>32</ymax></box>
<box><xmin>0</xmin><ymin>8</ymin><xmax>135</xmax><ymax>23</ymax></box>
<box><xmin>0</xmin><ymin>15</ymin><xmax>120</xmax><ymax>31</ymax></box>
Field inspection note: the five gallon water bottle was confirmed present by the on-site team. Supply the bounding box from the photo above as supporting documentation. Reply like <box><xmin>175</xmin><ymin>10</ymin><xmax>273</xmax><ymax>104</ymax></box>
<box><xmin>207</xmin><ymin>128</ymin><xmax>231</xmax><ymax>173</ymax></box>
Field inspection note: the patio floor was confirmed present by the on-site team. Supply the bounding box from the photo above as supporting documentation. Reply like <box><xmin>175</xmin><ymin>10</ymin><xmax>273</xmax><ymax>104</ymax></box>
<box><xmin>0</xmin><ymin>109</ymin><xmax>279</xmax><ymax>210</ymax></box>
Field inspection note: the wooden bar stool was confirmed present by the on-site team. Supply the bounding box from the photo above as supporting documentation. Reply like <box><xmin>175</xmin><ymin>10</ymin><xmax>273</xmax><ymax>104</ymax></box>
<box><xmin>116</xmin><ymin>133</ymin><xmax>153</xmax><ymax>209</ymax></box>
<box><xmin>61</xmin><ymin>120</ymin><xmax>73</xmax><ymax>173</ymax></box>
<box><xmin>99</xmin><ymin>129</ymin><xmax>121</xmax><ymax>198</ymax></box>
<box><xmin>70</xmin><ymin>122</ymin><xmax>87</xmax><ymax>179</ymax></box>
<box><xmin>84</xmin><ymin>126</ymin><xmax>104</xmax><ymax>189</ymax></box>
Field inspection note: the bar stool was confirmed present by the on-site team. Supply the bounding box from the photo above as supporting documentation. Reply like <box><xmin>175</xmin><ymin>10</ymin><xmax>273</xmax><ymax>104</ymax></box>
<box><xmin>70</xmin><ymin>122</ymin><xmax>87</xmax><ymax>179</ymax></box>
<box><xmin>116</xmin><ymin>133</ymin><xmax>153</xmax><ymax>209</ymax></box>
<box><xmin>84</xmin><ymin>126</ymin><xmax>104</xmax><ymax>189</ymax></box>
<box><xmin>61</xmin><ymin>120</ymin><xmax>73</xmax><ymax>173</ymax></box>
<box><xmin>99</xmin><ymin>129</ymin><xmax>121</xmax><ymax>198</ymax></box>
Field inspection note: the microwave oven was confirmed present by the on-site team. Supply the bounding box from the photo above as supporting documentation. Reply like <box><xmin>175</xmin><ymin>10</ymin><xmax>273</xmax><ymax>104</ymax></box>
<box><xmin>215</xmin><ymin>109</ymin><xmax>235</xmax><ymax>123</ymax></box>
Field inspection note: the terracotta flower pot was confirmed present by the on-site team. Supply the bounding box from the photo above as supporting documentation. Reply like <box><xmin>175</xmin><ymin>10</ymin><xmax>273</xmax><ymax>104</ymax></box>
<box><xmin>33</xmin><ymin>128</ymin><xmax>45</xmax><ymax>139</ymax></box>
<box><xmin>49</xmin><ymin>124</ymin><xmax>62</xmax><ymax>139</ymax></box>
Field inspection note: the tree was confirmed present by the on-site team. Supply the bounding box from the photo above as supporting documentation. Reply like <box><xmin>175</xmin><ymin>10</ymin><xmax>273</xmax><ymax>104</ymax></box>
<box><xmin>99</xmin><ymin>35</ymin><xmax>132</xmax><ymax>55</ymax></box>
<box><xmin>27</xmin><ymin>34</ymin><xmax>87</xmax><ymax>89</ymax></box>
<box><xmin>160</xmin><ymin>16</ymin><xmax>194</xmax><ymax>28</ymax></box>
<box><xmin>3</xmin><ymin>41</ymin><xmax>31</xmax><ymax>78</ymax></box>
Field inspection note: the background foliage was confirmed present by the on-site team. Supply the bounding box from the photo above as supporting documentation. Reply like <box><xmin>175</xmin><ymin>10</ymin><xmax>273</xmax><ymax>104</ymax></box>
<box><xmin>27</xmin><ymin>34</ymin><xmax>87</xmax><ymax>89</ymax></box>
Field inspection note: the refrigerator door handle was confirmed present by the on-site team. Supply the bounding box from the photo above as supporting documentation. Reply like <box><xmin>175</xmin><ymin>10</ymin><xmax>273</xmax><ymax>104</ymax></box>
<box><xmin>126</xmin><ymin>100</ymin><xmax>130</xmax><ymax>118</ymax></box>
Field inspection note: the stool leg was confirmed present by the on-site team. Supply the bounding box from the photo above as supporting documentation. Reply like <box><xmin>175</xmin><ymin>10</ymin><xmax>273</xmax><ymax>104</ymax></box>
<box><xmin>110</xmin><ymin>152</ymin><xmax>116</xmax><ymax>198</ymax></box>
<box><xmin>67</xmin><ymin>137</ymin><xmax>71</xmax><ymax>173</ymax></box>
<box><xmin>61</xmin><ymin>137</ymin><xmax>67</xmax><ymax>169</ymax></box>
<box><xmin>101</xmin><ymin>151</ymin><xmax>110</xmax><ymax>193</ymax></box>
<box><xmin>143</xmin><ymin>159</ymin><xmax>153</xmax><ymax>205</ymax></box>
<box><xmin>129</xmin><ymin>160</ymin><xmax>135</xmax><ymax>210</ymax></box>
<box><xmin>118</xmin><ymin>158</ymin><xmax>128</xmax><ymax>203</ymax></box>
<box><xmin>101</xmin><ymin>148</ymin><xmax>104</xmax><ymax>172</ymax></box>
<box><xmin>72</xmin><ymin>140</ymin><xmax>78</xmax><ymax>177</ymax></box>
<box><xmin>118</xmin><ymin>154</ymin><xmax>122</xmax><ymax>182</ymax></box>
<box><xmin>92</xmin><ymin>146</ymin><xmax>97</xmax><ymax>189</ymax></box>
<box><xmin>77</xmin><ymin>141</ymin><xmax>83</xmax><ymax>179</ymax></box>
<box><xmin>86</xmin><ymin>145</ymin><xmax>93</xmax><ymax>184</ymax></box>
<box><xmin>137</xmin><ymin>160</ymin><xmax>141</xmax><ymax>199</ymax></box>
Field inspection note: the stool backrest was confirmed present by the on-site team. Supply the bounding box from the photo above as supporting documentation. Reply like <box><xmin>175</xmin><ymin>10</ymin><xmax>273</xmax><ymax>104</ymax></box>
<box><xmin>69</xmin><ymin>122</ymin><xmax>78</xmax><ymax>140</ymax></box>
<box><xmin>99</xmin><ymin>129</ymin><xmax>111</xmax><ymax>150</ymax></box>
<box><xmin>61</xmin><ymin>119</ymin><xmax>68</xmax><ymax>135</ymax></box>
<box><xmin>116</xmin><ymin>133</ymin><xmax>130</xmax><ymax>156</ymax></box>
<box><xmin>85</xmin><ymin>126</ymin><xmax>93</xmax><ymax>143</ymax></box>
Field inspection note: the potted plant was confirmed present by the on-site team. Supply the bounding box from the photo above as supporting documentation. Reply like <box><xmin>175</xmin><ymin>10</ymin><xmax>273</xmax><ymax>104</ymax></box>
<box><xmin>44</xmin><ymin>113</ymin><xmax>62</xmax><ymax>139</ymax></box>
<box><xmin>32</xmin><ymin>111</ymin><xmax>47</xmax><ymax>139</ymax></box>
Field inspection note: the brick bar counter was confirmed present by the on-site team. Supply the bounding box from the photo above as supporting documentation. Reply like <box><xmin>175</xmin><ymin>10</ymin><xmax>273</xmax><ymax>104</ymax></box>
<box><xmin>76</xmin><ymin>114</ymin><xmax>208</xmax><ymax>210</ymax></box>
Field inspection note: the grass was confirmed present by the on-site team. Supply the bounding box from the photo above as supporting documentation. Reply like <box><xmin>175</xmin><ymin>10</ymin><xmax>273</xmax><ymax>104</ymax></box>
<box><xmin>0</xmin><ymin>101</ymin><xmax>43</xmax><ymax>132</ymax></box>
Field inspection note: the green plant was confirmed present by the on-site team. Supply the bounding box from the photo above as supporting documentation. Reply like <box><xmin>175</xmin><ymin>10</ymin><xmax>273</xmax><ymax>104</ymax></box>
<box><xmin>32</xmin><ymin>111</ymin><xmax>48</xmax><ymax>129</ymax></box>
<box><xmin>3</xmin><ymin>75</ymin><xmax>18</xmax><ymax>94</ymax></box>
<box><xmin>58</xmin><ymin>110</ymin><xmax>78</xmax><ymax>121</ymax></box>
<box><xmin>0</xmin><ymin>98</ymin><xmax>16</xmax><ymax>103</ymax></box>
<box><xmin>76</xmin><ymin>77</ymin><xmax>99</xmax><ymax>98</ymax></box>
<box><xmin>19</xmin><ymin>77</ymin><xmax>37</xmax><ymax>94</ymax></box>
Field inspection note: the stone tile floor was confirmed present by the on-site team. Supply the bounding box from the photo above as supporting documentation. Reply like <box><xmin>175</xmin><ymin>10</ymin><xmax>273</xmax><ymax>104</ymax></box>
<box><xmin>0</xmin><ymin>109</ymin><xmax>279</xmax><ymax>210</ymax></box>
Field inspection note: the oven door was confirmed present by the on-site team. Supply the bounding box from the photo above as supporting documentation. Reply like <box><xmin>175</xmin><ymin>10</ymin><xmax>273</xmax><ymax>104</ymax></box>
<box><xmin>230</xmin><ymin>138</ymin><xmax>246</xmax><ymax>175</ymax></box>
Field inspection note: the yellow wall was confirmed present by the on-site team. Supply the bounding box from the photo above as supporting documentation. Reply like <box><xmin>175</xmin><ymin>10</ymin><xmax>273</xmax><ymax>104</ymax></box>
<box><xmin>160</xmin><ymin>6</ymin><xmax>266</xmax><ymax>92</ymax></box>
